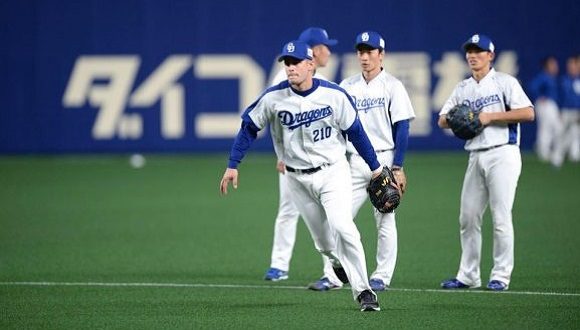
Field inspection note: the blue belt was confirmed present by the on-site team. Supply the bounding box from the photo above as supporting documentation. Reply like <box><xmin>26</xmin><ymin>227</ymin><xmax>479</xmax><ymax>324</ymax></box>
<box><xmin>286</xmin><ymin>163</ymin><xmax>329</xmax><ymax>175</ymax></box>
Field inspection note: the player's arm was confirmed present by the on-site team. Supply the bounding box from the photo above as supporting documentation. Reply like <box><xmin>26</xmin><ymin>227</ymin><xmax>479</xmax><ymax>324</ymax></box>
<box><xmin>438</xmin><ymin>87</ymin><xmax>460</xmax><ymax>129</ymax></box>
<box><xmin>438</xmin><ymin>114</ymin><xmax>450</xmax><ymax>129</ymax></box>
<box><xmin>481</xmin><ymin>79</ymin><xmax>535</xmax><ymax>125</ymax></box>
<box><xmin>392</xmin><ymin>119</ymin><xmax>410</xmax><ymax>193</ymax></box>
<box><xmin>479</xmin><ymin>107</ymin><xmax>534</xmax><ymax>125</ymax></box>
<box><xmin>220</xmin><ymin>119</ymin><xmax>260</xmax><ymax>195</ymax></box>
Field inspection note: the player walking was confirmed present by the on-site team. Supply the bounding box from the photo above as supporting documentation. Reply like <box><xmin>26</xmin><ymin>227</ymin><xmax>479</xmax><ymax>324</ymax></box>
<box><xmin>308</xmin><ymin>31</ymin><xmax>415</xmax><ymax>292</ymax></box>
<box><xmin>438</xmin><ymin>34</ymin><xmax>534</xmax><ymax>291</ymax></box>
<box><xmin>264</xmin><ymin>27</ymin><xmax>338</xmax><ymax>282</ymax></box>
<box><xmin>220</xmin><ymin>40</ymin><xmax>381</xmax><ymax>311</ymax></box>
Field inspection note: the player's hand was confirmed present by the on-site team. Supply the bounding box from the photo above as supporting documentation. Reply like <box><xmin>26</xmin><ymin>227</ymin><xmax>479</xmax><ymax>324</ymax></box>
<box><xmin>392</xmin><ymin>168</ymin><xmax>407</xmax><ymax>194</ymax></box>
<box><xmin>371</xmin><ymin>167</ymin><xmax>382</xmax><ymax>179</ymax></box>
<box><xmin>219</xmin><ymin>168</ymin><xmax>238</xmax><ymax>195</ymax></box>
<box><xmin>276</xmin><ymin>160</ymin><xmax>286</xmax><ymax>174</ymax></box>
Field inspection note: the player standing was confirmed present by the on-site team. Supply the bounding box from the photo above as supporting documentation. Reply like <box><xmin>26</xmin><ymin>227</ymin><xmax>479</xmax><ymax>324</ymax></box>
<box><xmin>438</xmin><ymin>34</ymin><xmax>534</xmax><ymax>291</ymax></box>
<box><xmin>264</xmin><ymin>27</ymin><xmax>338</xmax><ymax>282</ymax></box>
<box><xmin>308</xmin><ymin>31</ymin><xmax>415</xmax><ymax>292</ymax></box>
<box><xmin>529</xmin><ymin>56</ymin><xmax>561</xmax><ymax>164</ymax></box>
<box><xmin>220</xmin><ymin>40</ymin><xmax>381</xmax><ymax>311</ymax></box>
<box><xmin>552</xmin><ymin>55</ymin><xmax>580</xmax><ymax>167</ymax></box>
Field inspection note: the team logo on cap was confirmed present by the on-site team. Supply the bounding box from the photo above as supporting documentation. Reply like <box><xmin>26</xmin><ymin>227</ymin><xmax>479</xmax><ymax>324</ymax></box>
<box><xmin>379</xmin><ymin>38</ymin><xmax>385</xmax><ymax>49</ymax></box>
<box><xmin>287</xmin><ymin>43</ymin><xmax>295</xmax><ymax>53</ymax></box>
<box><xmin>471</xmin><ymin>34</ymin><xmax>480</xmax><ymax>43</ymax></box>
<box><xmin>362</xmin><ymin>32</ymin><xmax>370</xmax><ymax>41</ymax></box>
<box><xmin>307</xmin><ymin>48</ymin><xmax>313</xmax><ymax>58</ymax></box>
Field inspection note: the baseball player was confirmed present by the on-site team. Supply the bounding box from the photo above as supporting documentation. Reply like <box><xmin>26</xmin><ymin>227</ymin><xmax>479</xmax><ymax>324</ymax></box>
<box><xmin>552</xmin><ymin>55</ymin><xmax>580</xmax><ymax>167</ymax></box>
<box><xmin>220</xmin><ymin>40</ymin><xmax>381</xmax><ymax>311</ymax></box>
<box><xmin>264</xmin><ymin>27</ymin><xmax>338</xmax><ymax>282</ymax></box>
<box><xmin>438</xmin><ymin>34</ymin><xmax>534</xmax><ymax>291</ymax></box>
<box><xmin>308</xmin><ymin>31</ymin><xmax>415</xmax><ymax>292</ymax></box>
<box><xmin>529</xmin><ymin>56</ymin><xmax>561</xmax><ymax>164</ymax></box>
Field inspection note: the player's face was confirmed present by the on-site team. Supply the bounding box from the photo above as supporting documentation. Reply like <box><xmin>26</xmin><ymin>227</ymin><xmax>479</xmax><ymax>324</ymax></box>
<box><xmin>312</xmin><ymin>44</ymin><xmax>331</xmax><ymax>68</ymax></box>
<box><xmin>465</xmin><ymin>48</ymin><xmax>494</xmax><ymax>72</ymax></box>
<box><xmin>284</xmin><ymin>57</ymin><xmax>314</xmax><ymax>89</ymax></box>
<box><xmin>357</xmin><ymin>47</ymin><xmax>383</xmax><ymax>75</ymax></box>
<box><xmin>567</xmin><ymin>57</ymin><xmax>579</xmax><ymax>76</ymax></box>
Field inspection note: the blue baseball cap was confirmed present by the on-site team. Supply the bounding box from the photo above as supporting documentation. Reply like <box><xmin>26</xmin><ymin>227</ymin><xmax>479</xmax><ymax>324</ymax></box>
<box><xmin>277</xmin><ymin>40</ymin><xmax>314</xmax><ymax>62</ymax></box>
<box><xmin>355</xmin><ymin>31</ymin><xmax>385</xmax><ymax>50</ymax></box>
<box><xmin>462</xmin><ymin>34</ymin><xmax>495</xmax><ymax>52</ymax></box>
<box><xmin>298</xmin><ymin>27</ymin><xmax>338</xmax><ymax>47</ymax></box>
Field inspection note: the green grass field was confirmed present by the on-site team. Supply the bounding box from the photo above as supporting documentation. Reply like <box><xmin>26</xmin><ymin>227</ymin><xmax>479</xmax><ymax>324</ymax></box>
<box><xmin>1</xmin><ymin>153</ymin><xmax>579</xmax><ymax>329</ymax></box>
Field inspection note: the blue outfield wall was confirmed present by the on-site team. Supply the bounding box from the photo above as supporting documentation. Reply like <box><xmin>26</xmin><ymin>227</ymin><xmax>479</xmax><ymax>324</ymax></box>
<box><xmin>1</xmin><ymin>0</ymin><xmax>578</xmax><ymax>153</ymax></box>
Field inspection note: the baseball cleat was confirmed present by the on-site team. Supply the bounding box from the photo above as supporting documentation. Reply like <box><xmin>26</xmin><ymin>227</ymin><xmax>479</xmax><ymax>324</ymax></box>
<box><xmin>440</xmin><ymin>278</ymin><xmax>473</xmax><ymax>289</ymax></box>
<box><xmin>357</xmin><ymin>290</ymin><xmax>380</xmax><ymax>312</ymax></box>
<box><xmin>369</xmin><ymin>278</ymin><xmax>388</xmax><ymax>291</ymax></box>
<box><xmin>487</xmin><ymin>280</ymin><xmax>509</xmax><ymax>291</ymax></box>
<box><xmin>264</xmin><ymin>267</ymin><xmax>288</xmax><ymax>281</ymax></box>
<box><xmin>332</xmin><ymin>266</ymin><xmax>349</xmax><ymax>284</ymax></box>
<box><xmin>307</xmin><ymin>277</ymin><xmax>342</xmax><ymax>291</ymax></box>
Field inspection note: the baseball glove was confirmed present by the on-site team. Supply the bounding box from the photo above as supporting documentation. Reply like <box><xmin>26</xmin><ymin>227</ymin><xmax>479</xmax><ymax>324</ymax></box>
<box><xmin>367</xmin><ymin>166</ymin><xmax>401</xmax><ymax>213</ymax></box>
<box><xmin>445</xmin><ymin>104</ymin><xmax>484</xmax><ymax>140</ymax></box>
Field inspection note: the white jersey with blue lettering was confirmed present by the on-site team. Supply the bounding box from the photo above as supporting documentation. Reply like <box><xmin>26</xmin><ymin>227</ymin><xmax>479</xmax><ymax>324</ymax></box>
<box><xmin>270</xmin><ymin>70</ymin><xmax>329</xmax><ymax>159</ymax></box>
<box><xmin>439</xmin><ymin>68</ymin><xmax>533</xmax><ymax>151</ymax></box>
<box><xmin>247</xmin><ymin>78</ymin><xmax>356</xmax><ymax>170</ymax></box>
<box><xmin>340</xmin><ymin>70</ymin><xmax>415</xmax><ymax>154</ymax></box>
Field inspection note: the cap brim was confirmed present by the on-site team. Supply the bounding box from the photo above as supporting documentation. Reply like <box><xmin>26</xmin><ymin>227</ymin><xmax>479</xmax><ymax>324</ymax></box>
<box><xmin>323</xmin><ymin>39</ymin><xmax>338</xmax><ymax>46</ymax></box>
<box><xmin>278</xmin><ymin>54</ymin><xmax>307</xmax><ymax>62</ymax></box>
<box><xmin>355</xmin><ymin>42</ymin><xmax>383</xmax><ymax>50</ymax></box>
<box><xmin>462</xmin><ymin>42</ymin><xmax>488</xmax><ymax>52</ymax></box>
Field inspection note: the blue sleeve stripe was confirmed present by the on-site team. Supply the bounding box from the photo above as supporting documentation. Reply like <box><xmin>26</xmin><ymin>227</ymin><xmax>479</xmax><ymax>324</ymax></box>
<box><xmin>508</xmin><ymin>123</ymin><xmax>518</xmax><ymax>144</ymax></box>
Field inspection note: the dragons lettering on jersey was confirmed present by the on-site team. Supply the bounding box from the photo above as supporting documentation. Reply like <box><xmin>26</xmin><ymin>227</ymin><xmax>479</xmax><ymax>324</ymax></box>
<box><xmin>351</xmin><ymin>96</ymin><xmax>385</xmax><ymax>113</ymax></box>
<box><xmin>462</xmin><ymin>94</ymin><xmax>501</xmax><ymax>111</ymax></box>
<box><xmin>278</xmin><ymin>106</ymin><xmax>333</xmax><ymax>130</ymax></box>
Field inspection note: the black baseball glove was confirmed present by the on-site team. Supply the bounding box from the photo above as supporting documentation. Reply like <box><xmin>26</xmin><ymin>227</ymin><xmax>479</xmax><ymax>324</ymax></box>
<box><xmin>445</xmin><ymin>104</ymin><xmax>484</xmax><ymax>140</ymax></box>
<box><xmin>367</xmin><ymin>166</ymin><xmax>401</xmax><ymax>213</ymax></box>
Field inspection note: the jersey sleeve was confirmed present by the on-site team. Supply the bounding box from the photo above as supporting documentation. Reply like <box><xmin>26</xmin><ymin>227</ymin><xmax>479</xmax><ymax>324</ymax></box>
<box><xmin>243</xmin><ymin>95</ymin><xmax>271</xmax><ymax>130</ymax></box>
<box><xmin>504</xmin><ymin>76</ymin><xmax>533</xmax><ymax>109</ymax></box>
<box><xmin>439</xmin><ymin>85</ymin><xmax>461</xmax><ymax>115</ymax></box>
<box><xmin>390</xmin><ymin>80</ymin><xmax>416</xmax><ymax>123</ymax></box>
<box><xmin>335</xmin><ymin>89</ymin><xmax>358</xmax><ymax>130</ymax></box>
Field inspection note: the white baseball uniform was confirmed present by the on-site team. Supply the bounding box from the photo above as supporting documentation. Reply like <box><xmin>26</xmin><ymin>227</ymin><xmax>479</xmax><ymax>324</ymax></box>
<box><xmin>314</xmin><ymin>69</ymin><xmax>415</xmax><ymax>286</ymax></box>
<box><xmin>552</xmin><ymin>72</ymin><xmax>580</xmax><ymax>166</ymax></box>
<box><xmin>439</xmin><ymin>68</ymin><xmax>533</xmax><ymax>287</ymax></box>
<box><xmin>529</xmin><ymin>72</ymin><xmax>562</xmax><ymax>163</ymax></box>
<box><xmin>267</xmin><ymin>70</ymin><xmax>329</xmax><ymax>273</ymax></box>
<box><xmin>237</xmin><ymin>78</ymin><xmax>380</xmax><ymax>300</ymax></box>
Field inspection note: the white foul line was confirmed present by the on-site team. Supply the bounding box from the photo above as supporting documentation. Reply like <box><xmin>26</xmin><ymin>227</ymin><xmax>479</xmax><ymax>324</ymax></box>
<box><xmin>0</xmin><ymin>281</ymin><xmax>579</xmax><ymax>297</ymax></box>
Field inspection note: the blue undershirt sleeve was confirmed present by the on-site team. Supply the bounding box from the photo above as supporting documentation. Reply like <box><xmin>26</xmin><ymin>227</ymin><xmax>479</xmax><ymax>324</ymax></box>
<box><xmin>227</xmin><ymin>119</ymin><xmax>260</xmax><ymax>169</ymax></box>
<box><xmin>345</xmin><ymin>119</ymin><xmax>380</xmax><ymax>171</ymax></box>
<box><xmin>392</xmin><ymin>119</ymin><xmax>409</xmax><ymax>167</ymax></box>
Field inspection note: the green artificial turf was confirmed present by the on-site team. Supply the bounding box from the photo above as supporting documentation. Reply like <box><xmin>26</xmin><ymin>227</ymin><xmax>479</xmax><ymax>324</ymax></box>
<box><xmin>1</xmin><ymin>153</ymin><xmax>578</xmax><ymax>329</ymax></box>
